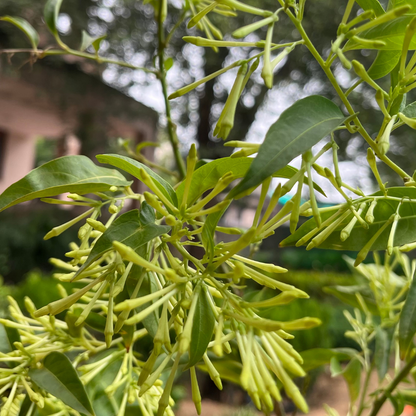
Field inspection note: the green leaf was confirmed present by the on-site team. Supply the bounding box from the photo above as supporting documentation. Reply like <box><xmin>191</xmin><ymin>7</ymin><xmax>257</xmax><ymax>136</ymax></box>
<box><xmin>29</xmin><ymin>351</ymin><xmax>95</xmax><ymax>416</ymax></box>
<box><xmin>399</xmin><ymin>270</ymin><xmax>416</xmax><ymax>359</ymax></box>
<box><xmin>281</xmin><ymin>187</ymin><xmax>416</xmax><ymax>252</ymax></box>
<box><xmin>0</xmin><ymin>16</ymin><xmax>39</xmax><ymax>49</ymax></box>
<box><xmin>346</xmin><ymin>16</ymin><xmax>416</xmax><ymax>50</ymax></box>
<box><xmin>80</xmin><ymin>30</ymin><xmax>95</xmax><ymax>51</ymax></box>
<box><xmin>401</xmin><ymin>101</ymin><xmax>416</xmax><ymax>118</ymax></box>
<box><xmin>201</xmin><ymin>201</ymin><xmax>231</xmax><ymax>261</ymax></box>
<box><xmin>96</xmin><ymin>154</ymin><xmax>178</xmax><ymax>208</ymax></box>
<box><xmin>198</xmin><ymin>359</ymin><xmax>243</xmax><ymax>385</ymax></box>
<box><xmin>398</xmin><ymin>389</ymin><xmax>416</xmax><ymax>407</ymax></box>
<box><xmin>0</xmin><ymin>155</ymin><xmax>131</xmax><ymax>213</ymax></box>
<box><xmin>92</xmin><ymin>35</ymin><xmax>106</xmax><ymax>52</ymax></box>
<box><xmin>300</xmin><ymin>348</ymin><xmax>358</xmax><ymax>372</ymax></box>
<box><xmin>74</xmin><ymin>210</ymin><xmax>170</xmax><ymax>278</ymax></box>
<box><xmin>176</xmin><ymin>156</ymin><xmax>325</xmax><ymax>207</ymax></box>
<box><xmin>0</xmin><ymin>323</ymin><xmax>20</xmax><ymax>354</ymax></box>
<box><xmin>368</xmin><ymin>50</ymin><xmax>401</xmax><ymax>79</ymax></box>
<box><xmin>164</xmin><ymin>57</ymin><xmax>174</xmax><ymax>71</ymax></box>
<box><xmin>139</xmin><ymin>201</ymin><xmax>156</xmax><ymax>225</ymax></box>
<box><xmin>356</xmin><ymin>0</ymin><xmax>385</xmax><ymax>16</ymax></box>
<box><xmin>375</xmin><ymin>326</ymin><xmax>394</xmax><ymax>380</ymax></box>
<box><xmin>330</xmin><ymin>357</ymin><xmax>361</xmax><ymax>403</ymax></box>
<box><xmin>228</xmin><ymin>96</ymin><xmax>346</xmax><ymax>199</ymax></box>
<box><xmin>44</xmin><ymin>0</ymin><xmax>63</xmax><ymax>36</ymax></box>
<box><xmin>187</xmin><ymin>286</ymin><xmax>215</xmax><ymax>368</ymax></box>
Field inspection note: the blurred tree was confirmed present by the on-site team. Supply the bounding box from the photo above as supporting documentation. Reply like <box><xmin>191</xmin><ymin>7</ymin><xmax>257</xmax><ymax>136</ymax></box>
<box><xmin>1</xmin><ymin>0</ymin><xmax>415</xmax><ymax>181</ymax></box>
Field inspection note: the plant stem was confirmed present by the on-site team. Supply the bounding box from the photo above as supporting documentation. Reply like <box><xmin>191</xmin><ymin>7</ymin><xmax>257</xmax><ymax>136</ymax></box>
<box><xmin>355</xmin><ymin>360</ymin><xmax>374</xmax><ymax>416</ymax></box>
<box><xmin>157</xmin><ymin>3</ymin><xmax>187</xmax><ymax>180</ymax></box>
<box><xmin>369</xmin><ymin>353</ymin><xmax>416</xmax><ymax>416</ymax></box>
<box><xmin>281</xmin><ymin>8</ymin><xmax>410</xmax><ymax>180</ymax></box>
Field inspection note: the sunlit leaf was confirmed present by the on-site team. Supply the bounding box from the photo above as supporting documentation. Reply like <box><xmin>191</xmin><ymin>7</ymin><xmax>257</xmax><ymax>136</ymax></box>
<box><xmin>97</xmin><ymin>154</ymin><xmax>178</xmax><ymax>208</ymax></box>
<box><xmin>0</xmin><ymin>16</ymin><xmax>39</xmax><ymax>49</ymax></box>
<box><xmin>0</xmin><ymin>156</ymin><xmax>131</xmax><ymax>213</ymax></box>
<box><xmin>368</xmin><ymin>50</ymin><xmax>401</xmax><ymax>79</ymax></box>
<box><xmin>29</xmin><ymin>352</ymin><xmax>95</xmax><ymax>416</ymax></box>
<box><xmin>44</xmin><ymin>0</ymin><xmax>63</xmax><ymax>36</ymax></box>
<box><xmin>356</xmin><ymin>0</ymin><xmax>385</xmax><ymax>16</ymax></box>
<box><xmin>228</xmin><ymin>96</ymin><xmax>346</xmax><ymax>199</ymax></box>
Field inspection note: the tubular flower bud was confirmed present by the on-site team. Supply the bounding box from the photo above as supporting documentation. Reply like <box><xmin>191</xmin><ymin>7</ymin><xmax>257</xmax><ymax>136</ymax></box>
<box><xmin>340</xmin><ymin>202</ymin><xmax>366</xmax><ymax>241</ymax></box>
<box><xmin>144</xmin><ymin>192</ymin><xmax>170</xmax><ymax>217</ymax></box>
<box><xmin>399</xmin><ymin>112</ymin><xmax>416</xmax><ymax>129</ymax></box>
<box><xmin>181</xmin><ymin>144</ymin><xmax>198</xmax><ymax>211</ymax></box>
<box><xmin>86</xmin><ymin>218</ymin><xmax>107</xmax><ymax>233</ymax></box>
<box><xmin>219</xmin><ymin>0</ymin><xmax>272</xmax><ymax>16</ymax></box>
<box><xmin>232</xmin><ymin>254</ymin><xmax>287</xmax><ymax>273</ymax></box>
<box><xmin>400</xmin><ymin>241</ymin><xmax>416</xmax><ymax>252</ymax></box>
<box><xmin>377</xmin><ymin>115</ymin><xmax>396</xmax><ymax>156</ymax></box>
<box><xmin>352</xmin><ymin>60</ymin><xmax>386</xmax><ymax>93</ymax></box>
<box><xmin>365</xmin><ymin>199</ymin><xmax>377</xmax><ymax>223</ymax></box>
<box><xmin>261</xmin><ymin>23</ymin><xmax>275</xmax><ymax>88</ymax></box>
<box><xmin>183</xmin><ymin>37</ymin><xmax>259</xmax><ymax>48</ymax></box>
<box><xmin>202</xmin><ymin>353</ymin><xmax>223</xmax><ymax>390</ymax></box>
<box><xmin>350</xmin><ymin>36</ymin><xmax>386</xmax><ymax>48</ymax></box>
<box><xmin>366</xmin><ymin>148</ymin><xmax>386</xmax><ymax>193</ymax></box>
<box><xmin>387</xmin><ymin>213</ymin><xmax>400</xmax><ymax>255</ymax></box>
<box><xmin>354</xmin><ymin>214</ymin><xmax>395</xmax><ymax>266</ymax></box>
<box><xmin>232</xmin><ymin>15</ymin><xmax>277</xmax><ymax>39</ymax></box>
<box><xmin>43</xmin><ymin>208</ymin><xmax>95</xmax><ymax>240</ymax></box>
<box><xmin>187</xmin><ymin>2</ymin><xmax>218</xmax><ymax>28</ymax></box>
<box><xmin>179</xmin><ymin>287</ymin><xmax>200</xmax><ymax>354</ymax></box>
<box><xmin>190</xmin><ymin>366</ymin><xmax>202</xmax><ymax>415</ymax></box>
<box><xmin>169</xmin><ymin>61</ymin><xmax>240</xmax><ymax>99</ymax></box>
<box><xmin>214</xmin><ymin>63</ymin><xmax>248</xmax><ymax>140</ymax></box>
<box><xmin>271</xmin><ymin>45</ymin><xmax>295</xmax><ymax>71</ymax></box>
<box><xmin>375</xmin><ymin>89</ymin><xmax>390</xmax><ymax>118</ymax></box>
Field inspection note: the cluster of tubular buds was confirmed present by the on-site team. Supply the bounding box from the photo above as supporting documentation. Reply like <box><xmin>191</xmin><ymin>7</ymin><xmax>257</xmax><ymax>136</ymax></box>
<box><xmin>0</xmin><ymin>297</ymin><xmax>84</xmax><ymax>415</ymax></box>
<box><xmin>233</xmin><ymin>324</ymin><xmax>308</xmax><ymax>413</ymax></box>
<box><xmin>78</xmin><ymin>344</ymin><xmax>173</xmax><ymax>416</ymax></box>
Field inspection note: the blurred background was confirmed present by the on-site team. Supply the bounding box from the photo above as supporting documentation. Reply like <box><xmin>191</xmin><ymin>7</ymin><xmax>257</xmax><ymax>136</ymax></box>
<box><xmin>0</xmin><ymin>0</ymin><xmax>413</xmax><ymax>414</ymax></box>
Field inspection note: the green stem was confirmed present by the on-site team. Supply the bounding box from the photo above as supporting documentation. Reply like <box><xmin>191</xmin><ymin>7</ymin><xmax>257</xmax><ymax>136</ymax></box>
<box><xmin>157</xmin><ymin>3</ymin><xmax>187</xmax><ymax>180</ymax></box>
<box><xmin>355</xmin><ymin>359</ymin><xmax>374</xmax><ymax>416</ymax></box>
<box><xmin>283</xmin><ymin>10</ymin><xmax>410</xmax><ymax>180</ymax></box>
<box><xmin>368</xmin><ymin>353</ymin><xmax>416</xmax><ymax>416</ymax></box>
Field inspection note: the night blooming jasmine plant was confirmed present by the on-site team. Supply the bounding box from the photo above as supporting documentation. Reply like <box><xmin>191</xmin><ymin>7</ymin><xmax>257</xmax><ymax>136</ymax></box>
<box><xmin>3</xmin><ymin>0</ymin><xmax>416</xmax><ymax>415</ymax></box>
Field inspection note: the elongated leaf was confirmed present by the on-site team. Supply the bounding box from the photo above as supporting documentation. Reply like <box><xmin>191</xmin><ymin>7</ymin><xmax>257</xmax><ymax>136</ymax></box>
<box><xmin>0</xmin><ymin>323</ymin><xmax>20</xmax><ymax>354</ymax></box>
<box><xmin>375</xmin><ymin>326</ymin><xmax>394</xmax><ymax>380</ymax></box>
<box><xmin>29</xmin><ymin>352</ymin><xmax>95</xmax><ymax>416</ymax></box>
<box><xmin>44</xmin><ymin>0</ymin><xmax>62</xmax><ymax>35</ymax></box>
<box><xmin>281</xmin><ymin>187</ymin><xmax>416</xmax><ymax>251</ymax></box>
<box><xmin>228</xmin><ymin>96</ymin><xmax>346</xmax><ymax>199</ymax></box>
<box><xmin>75</xmin><ymin>210</ymin><xmax>170</xmax><ymax>277</ymax></box>
<box><xmin>342</xmin><ymin>359</ymin><xmax>362</xmax><ymax>403</ymax></box>
<box><xmin>0</xmin><ymin>155</ymin><xmax>131</xmax><ymax>213</ymax></box>
<box><xmin>139</xmin><ymin>201</ymin><xmax>156</xmax><ymax>225</ymax></box>
<box><xmin>399</xmin><ymin>270</ymin><xmax>416</xmax><ymax>359</ymax></box>
<box><xmin>201</xmin><ymin>201</ymin><xmax>231</xmax><ymax>260</ymax></box>
<box><xmin>346</xmin><ymin>16</ymin><xmax>416</xmax><ymax>50</ymax></box>
<box><xmin>300</xmin><ymin>348</ymin><xmax>357</xmax><ymax>372</ymax></box>
<box><xmin>356</xmin><ymin>0</ymin><xmax>385</xmax><ymax>15</ymax></box>
<box><xmin>97</xmin><ymin>154</ymin><xmax>178</xmax><ymax>208</ymax></box>
<box><xmin>187</xmin><ymin>286</ymin><xmax>215</xmax><ymax>368</ymax></box>
<box><xmin>368</xmin><ymin>50</ymin><xmax>401</xmax><ymax>79</ymax></box>
<box><xmin>0</xmin><ymin>16</ymin><xmax>39</xmax><ymax>49</ymax></box>
<box><xmin>80</xmin><ymin>30</ymin><xmax>95</xmax><ymax>51</ymax></box>
<box><xmin>176</xmin><ymin>156</ymin><xmax>325</xmax><ymax>206</ymax></box>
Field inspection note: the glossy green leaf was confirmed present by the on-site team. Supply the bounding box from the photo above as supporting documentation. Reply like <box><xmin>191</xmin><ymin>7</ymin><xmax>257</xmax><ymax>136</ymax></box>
<box><xmin>29</xmin><ymin>352</ymin><xmax>95</xmax><ymax>416</ymax></box>
<box><xmin>375</xmin><ymin>326</ymin><xmax>394</xmax><ymax>380</ymax></box>
<box><xmin>44</xmin><ymin>0</ymin><xmax>62</xmax><ymax>36</ymax></box>
<box><xmin>176</xmin><ymin>156</ymin><xmax>325</xmax><ymax>206</ymax></box>
<box><xmin>139</xmin><ymin>201</ymin><xmax>156</xmax><ymax>225</ymax></box>
<box><xmin>97</xmin><ymin>154</ymin><xmax>178</xmax><ymax>208</ymax></box>
<box><xmin>228</xmin><ymin>96</ymin><xmax>346</xmax><ymax>199</ymax></box>
<box><xmin>92</xmin><ymin>35</ymin><xmax>106</xmax><ymax>52</ymax></box>
<box><xmin>0</xmin><ymin>155</ymin><xmax>131</xmax><ymax>213</ymax></box>
<box><xmin>281</xmin><ymin>187</ymin><xmax>416</xmax><ymax>251</ymax></box>
<box><xmin>368</xmin><ymin>50</ymin><xmax>401</xmax><ymax>79</ymax></box>
<box><xmin>201</xmin><ymin>201</ymin><xmax>231</xmax><ymax>260</ymax></box>
<box><xmin>399</xmin><ymin>270</ymin><xmax>416</xmax><ymax>359</ymax></box>
<box><xmin>356</xmin><ymin>0</ymin><xmax>385</xmax><ymax>16</ymax></box>
<box><xmin>187</xmin><ymin>286</ymin><xmax>215</xmax><ymax>368</ymax></box>
<box><xmin>0</xmin><ymin>16</ymin><xmax>39</xmax><ymax>49</ymax></box>
<box><xmin>346</xmin><ymin>16</ymin><xmax>416</xmax><ymax>50</ymax></box>
<box><xmin>80</xmin><ymin>30</ymin><xmax>95</xmax><ymax>51</ymax></box>
<box><xmin>300</xmin><ymin>348</ymin><xmax>358</xmax><ymax>372</ymax></box>
<box><xmin>401</xmin><ymin>101</ymin><xmax>416</xmax><ymax>118</ymax></box>
<box><xmin>74</xmin><ymin>210</ymin><xmax>170</xmax><ymax>278</ymax></box>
